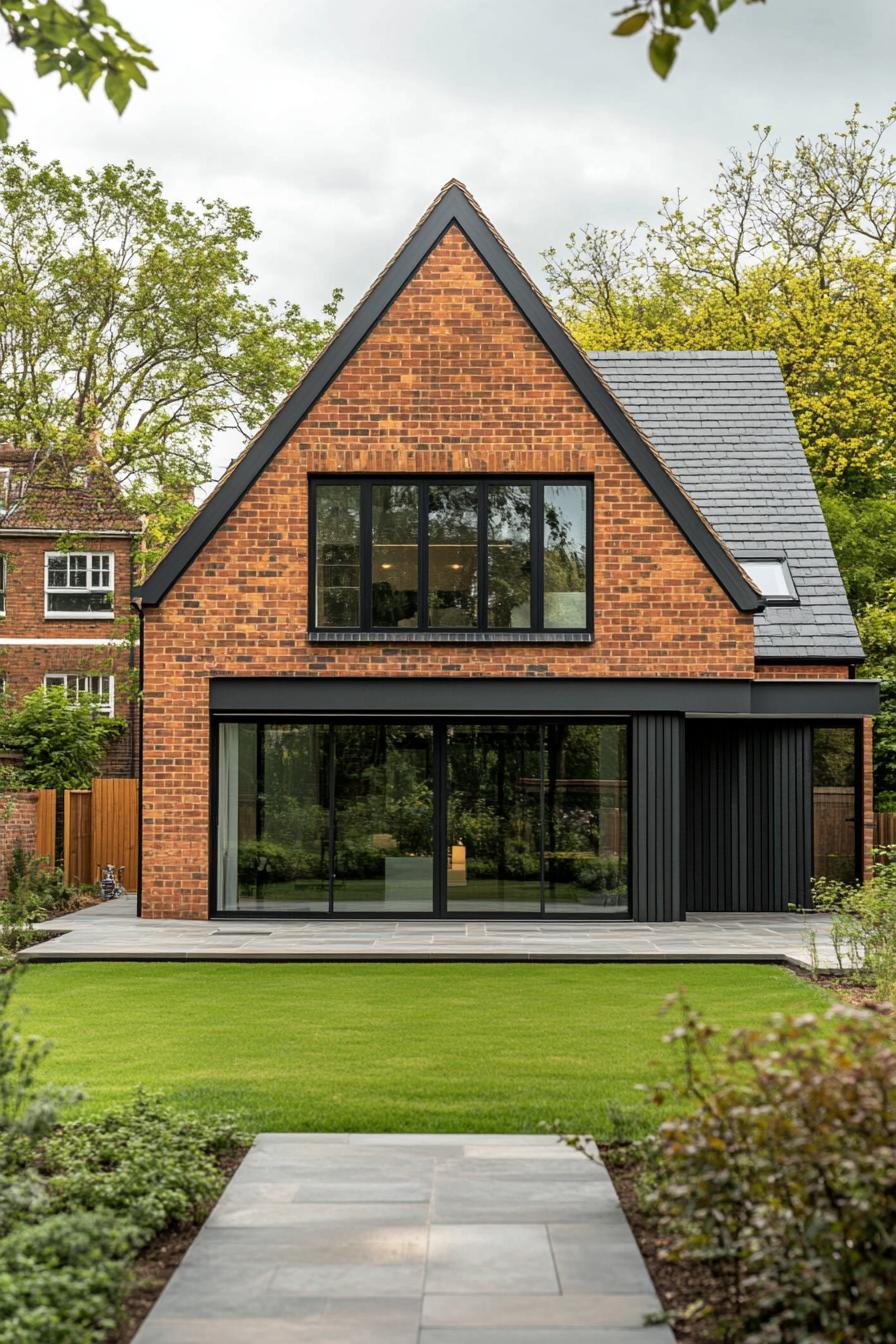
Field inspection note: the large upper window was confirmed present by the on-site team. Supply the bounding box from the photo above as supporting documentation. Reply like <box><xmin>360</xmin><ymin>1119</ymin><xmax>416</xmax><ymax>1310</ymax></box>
<box><xmin>45</xmin><ymin>552</ymin><xmax>114</xmax><ymax>618</ymax></box>
<box><xmin>312</xmin><ymin>478</ymin><xmax>591</xmax><ymax>633</ymax></box>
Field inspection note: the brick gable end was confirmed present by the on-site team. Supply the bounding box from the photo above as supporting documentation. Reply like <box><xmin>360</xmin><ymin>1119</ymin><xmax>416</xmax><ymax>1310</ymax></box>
<box><xmin>140</xmin><ymin>226</ymin><xmax>755</xmax><ymax>917</ymax></box>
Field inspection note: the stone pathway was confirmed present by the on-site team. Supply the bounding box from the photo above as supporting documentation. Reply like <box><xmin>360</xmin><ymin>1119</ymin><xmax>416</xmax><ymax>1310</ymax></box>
<box><xmin>135</xmin><ymin>1134</ymin><xmax>674</xmax><ymax>1343</ymax></box>
<box><xmin>26</xmin><ymin>895</ymin><xmax>838</xmax><ymax>968</ymax></box>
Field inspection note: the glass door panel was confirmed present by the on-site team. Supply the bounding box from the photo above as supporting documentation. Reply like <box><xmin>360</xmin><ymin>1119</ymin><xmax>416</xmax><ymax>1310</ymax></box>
<box><xmin>217</xmin><ymin>722</ymin><xmax>330</xmax><ymax>913</ymax></box>
<box><xmin>332</xmin><ymin>724</ymin><xmax>435</xmax><ymax>912</ymax></box>
<box><xmin>544</xmin><ymin>724</ymin><xmax>628</xmax><ymax>914</ymax></box>
<box><xmin>446</xmin><ymin>724</ymin><xmax>542</xmax><ymax>912</ymax></box>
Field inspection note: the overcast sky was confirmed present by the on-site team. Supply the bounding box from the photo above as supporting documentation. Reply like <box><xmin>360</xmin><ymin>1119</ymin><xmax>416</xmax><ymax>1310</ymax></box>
<box><xmin>2</xmin><ymin>0</ymin><xmax>893</xmax><ymax>476</ymax></box>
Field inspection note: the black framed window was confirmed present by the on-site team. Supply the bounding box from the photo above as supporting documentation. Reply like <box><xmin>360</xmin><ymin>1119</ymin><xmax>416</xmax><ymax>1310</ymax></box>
<box><xmin>310</xmin><ymin>477</ymin><xmax>592</xmax><ymax>633</ymax></box>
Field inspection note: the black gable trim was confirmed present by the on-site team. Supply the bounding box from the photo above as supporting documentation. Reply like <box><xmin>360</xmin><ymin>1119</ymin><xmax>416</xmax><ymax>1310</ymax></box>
<box><xmin>137</xmin><ymin>185</ymin><xmax>763</xmax><ymax>612</ymax></box>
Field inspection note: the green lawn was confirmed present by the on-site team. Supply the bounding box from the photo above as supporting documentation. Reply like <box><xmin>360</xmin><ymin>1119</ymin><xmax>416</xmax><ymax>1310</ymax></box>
<box><xmin>13</xmin><ymin>962</ymin><xmax>830</xmax><ymax>1137</ymax></box>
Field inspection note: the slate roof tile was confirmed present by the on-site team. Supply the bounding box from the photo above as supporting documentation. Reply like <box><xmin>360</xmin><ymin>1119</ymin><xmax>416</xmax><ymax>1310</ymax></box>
<box><xmin>589</xmin><ymin>350</ymin><xmax>863</xmax><ymax>661</ymax></box>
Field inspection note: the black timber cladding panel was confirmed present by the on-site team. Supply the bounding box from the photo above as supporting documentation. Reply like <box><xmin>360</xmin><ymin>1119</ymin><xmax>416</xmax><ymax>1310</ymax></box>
<box><xmin>685</xmin><ymin>721</ymin><xmax>812</xmax><ymax>912</ymax></box>
<box><xmin>631</xmin><ymin>713</ymin><xmax>684</xmax><ymax>922</ymax></box>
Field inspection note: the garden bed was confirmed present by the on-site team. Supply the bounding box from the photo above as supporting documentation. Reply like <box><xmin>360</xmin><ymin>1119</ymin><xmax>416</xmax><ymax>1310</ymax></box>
<box><xmin>110</xmin><ymin>1146</ymin><xmax>247</xmax><ymax>1344</ymax></box>
<box><xmin>603</xmin><ymin>1145</ymin><xmax>715</xmax><ymax>1343</ymax></box>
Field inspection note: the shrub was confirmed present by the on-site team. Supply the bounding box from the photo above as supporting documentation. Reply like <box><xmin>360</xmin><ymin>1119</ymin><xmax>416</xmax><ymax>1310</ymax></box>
<box><xmin>43</xmin><ymin>1091</ymin><xmax>244</xmax><ymax>1239</ymax></box>
<box><xmin>809</xmin><ymin>850</ymin><xmax>896</xmax><ymax>998</ymax></box>
<box><xmin>0</xmin><ymin>1211</ymin><xmax>137</xmax><ymax>1344</ymax></box>
<box><xmin>0</xmin><ymin>686</ymin><xmax>124</xmax><ymax>790</ymax></box>
<box><xmin>637</xmin><ymin>994</ymin><xmax>896</xmax><ymax>1343</ymax></box>
<box><xmin>1</xmin><ymin>846</ymin><xmax>88</xmax><ymax>958</ymax></box>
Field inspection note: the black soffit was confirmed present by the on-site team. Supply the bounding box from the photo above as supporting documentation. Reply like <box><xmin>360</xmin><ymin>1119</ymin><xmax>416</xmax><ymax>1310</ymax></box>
<box><xmin>136</xmin><ymin>182</ymin><xmax>763</xmax><ymax>613</ymax></box>
<box><xmin>208</xmin><ymin>676</ymin><xmax>880</xmax><ymax>719</ymax></box>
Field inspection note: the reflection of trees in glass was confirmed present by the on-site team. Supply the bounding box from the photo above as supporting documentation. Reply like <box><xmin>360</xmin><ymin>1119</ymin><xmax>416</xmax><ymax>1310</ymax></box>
<box><xmin>372</xmin><ymin>484</ymin><xmax>419</xmax><ymax>627</ymax></box>
<box><xmin>543</xmin><ymin>485</ymin><xmax>587</xmax><ymax>595</ymax></box>
<box><xmin>334</xmin><ymin>726</ymin><xmax>433</xmax><ymax>880</ymax></box>
<box><xmin>446</xmin><ymin>726</ymin><xmax>541</xmax><ymax>890</ymax></box>
<box><xmin>238</xmin><ymin>725</ymin><xmax>330</xmax><ymax>897</ymax></box>
<box><xmin>813</xmin><ymin>727</ymin><xmax>856</xmax><ymax>787</ymax></box>
<box><xmin>428</xmin><ymin>484</ymin><xmax>478</xmax><ymax>625</ymax></box>
<box><xmin>488</xmin><ymin>484</ymin><xmax>531</xmax><ymax>627</ymax></box>
<box><xmin>316</xmin><ymin>484</ymin><xmax>361</xmax><ymax>626</ymax></box>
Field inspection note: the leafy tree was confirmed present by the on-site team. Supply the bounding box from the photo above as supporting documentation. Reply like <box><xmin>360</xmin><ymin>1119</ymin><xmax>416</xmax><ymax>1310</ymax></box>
<box><xmin>0</xmin><ymin>685</ymin><xmax>123</xmax><ymax>789</ymax></box>
<box><xmin>544</xmin><ymin>106</ymin><xmax>896</xmax><ymax>682</ymax></box>
<box><xmin>611</xmin><ymin>0</ymin><xmax>768</xmax><ymax>78</ymax></box>
<box><xmin>0</xmin><ymin>143</ymin><xmax>342</xmax><ymax>563</ymax></box>
<box><xmin>0</xmin><ymin>0</ymin><xmax>154</xmax><ymax>138</ymax></box>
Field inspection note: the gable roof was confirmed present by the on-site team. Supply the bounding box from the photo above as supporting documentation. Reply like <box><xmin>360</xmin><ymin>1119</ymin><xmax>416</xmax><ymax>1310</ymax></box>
<box><xmin>136</xmin><ymin>182</ymin><xmax>761</xmax><ymax>613</ymax></box>
<box><xmin>590</xmin><ymin>351</ymin><xmax>863</xmax><ymax>662</ymax></box>
<box><xmin>0</xmin><ymin>442</ymin><xmax>141</xmax><ymax>534</ymax></box>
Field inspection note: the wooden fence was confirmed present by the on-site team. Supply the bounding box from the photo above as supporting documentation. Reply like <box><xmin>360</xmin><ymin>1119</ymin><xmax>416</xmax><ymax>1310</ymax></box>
<box><xmin>875</xmin><ymin>811</ymin><xmax>896</xmax><ymax>852</ymax></box>
<box><xmin>32</xmin><ymin>778</ymin><xmax>137</xmax><ymax>889</ymax></box>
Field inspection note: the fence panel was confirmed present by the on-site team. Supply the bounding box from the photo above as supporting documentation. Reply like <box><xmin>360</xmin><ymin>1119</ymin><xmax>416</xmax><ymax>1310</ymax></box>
<box><xmin>874</xmin><ymin>812</ymin><xmax>896</xmax><ymax>853</ymax></box>
<box><xmin>91</xmin><ymin>777</ymin><xmax>138</xmax><ymax>891</ymax></box>
<box><xmin>63</xmin><ymin>789</ymin><xmax>93</xmax><ymax>886</ymax></box>
<box><xmin>34</xmin><ymin>788</ymin><xmax>56</xmax><ymax>866</ymax></box>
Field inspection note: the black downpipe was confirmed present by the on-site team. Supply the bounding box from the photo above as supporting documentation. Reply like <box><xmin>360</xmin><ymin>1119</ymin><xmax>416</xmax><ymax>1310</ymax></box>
<box><xmin>136</xmin><ymin>604</ymin><xmax>144</xmax><ymax>916</ymax></box>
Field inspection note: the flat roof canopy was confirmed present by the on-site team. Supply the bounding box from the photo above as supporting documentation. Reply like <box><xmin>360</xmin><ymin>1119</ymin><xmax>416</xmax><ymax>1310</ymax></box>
<box><xmin>208</xmin><ymin>676</ymin><xmax>879</xmax><ymax>720</ymax></box>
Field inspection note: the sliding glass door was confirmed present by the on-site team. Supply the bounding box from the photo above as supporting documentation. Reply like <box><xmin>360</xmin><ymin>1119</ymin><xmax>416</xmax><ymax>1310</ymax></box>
<box><xmin>446</xmin><ymin>725</ymin><xmax>542</xmax><ymax>912</ymax></box>
<box><xmin>332</xmin><ymin>725</ymin><xmax>434</xmax><ymax>912</ymax></box>
<box><xmin>444</xmin><ymin>722</ymin><xmax>628</xmax><ymax>915</ymax></box>
<box><xmin>215</xmin><ymin>719</ymin><xmax>628</xmax><ymax>916</ymax></box>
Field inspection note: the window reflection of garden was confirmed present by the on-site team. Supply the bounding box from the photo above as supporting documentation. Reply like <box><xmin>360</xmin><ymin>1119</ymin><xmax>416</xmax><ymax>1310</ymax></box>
<box><xmin>447</xmin><ymin>724</ymin><xmax>628</xmax><ymax>914</ymax></box>
<box><xmin>224</xmin><ymin>720</ymin><xmax>628</xmax><ymax>915</ymax></box>
<box><xmin>333</xmin><ymin>725</ymin><xmax>434</xmax><ymax>911</ymax></box>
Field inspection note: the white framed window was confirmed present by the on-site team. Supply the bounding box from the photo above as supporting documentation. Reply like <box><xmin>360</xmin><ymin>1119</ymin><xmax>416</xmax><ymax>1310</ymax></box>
<box><xmin>45</xmin><ymin>551</ymin><xmax>114</xmax><ymax>618</ymax></box>
<box><xmin>0</xmin><ymin>555</ymin><xmax>6</xmax><ymax>617</ymax></box>
<box><xmin>44</xmin><ymin>673</ymin><xmax>114</xmax><ymax>715</ymax></box>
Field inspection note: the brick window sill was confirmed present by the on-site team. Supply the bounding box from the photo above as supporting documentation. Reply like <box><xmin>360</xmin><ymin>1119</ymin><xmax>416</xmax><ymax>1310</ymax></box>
<box><xmin>307</xmin><ymin>631</ymin><xmax>594</xmax><ymax>645</ymax></box>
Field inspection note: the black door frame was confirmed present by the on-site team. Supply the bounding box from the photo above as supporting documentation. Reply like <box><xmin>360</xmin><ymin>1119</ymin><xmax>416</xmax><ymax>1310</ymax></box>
<box><xmin>209</xmin><ymin>714</ymin><xmax>631</xmax><ymax>920</ymax></box>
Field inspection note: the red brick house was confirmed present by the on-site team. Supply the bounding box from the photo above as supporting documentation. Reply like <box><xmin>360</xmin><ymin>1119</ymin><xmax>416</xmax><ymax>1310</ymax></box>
<box><xmin>0</xmin><ymin>442</ymin><xmax>142</xmax><ymax>776</ymax></box>
<box><xmin>135</xmin><ymin>183</ymin><xmax>878</xmax><ymax>922</ymax></box>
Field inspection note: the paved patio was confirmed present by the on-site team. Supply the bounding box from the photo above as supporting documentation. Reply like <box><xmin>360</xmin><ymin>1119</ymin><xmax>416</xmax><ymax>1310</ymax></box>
<box><xmin>24</xmin><ymin>894</ymin><xmax>839</xmax><ymax>968</ymax></box>
<box><xmin>135</xmin><ymin>1133</ymin><xmax>674</xmax><ymax>1344</ymax></box>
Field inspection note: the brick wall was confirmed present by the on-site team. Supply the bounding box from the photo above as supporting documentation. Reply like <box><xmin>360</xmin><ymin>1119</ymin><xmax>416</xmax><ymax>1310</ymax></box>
<box><xmin>0</xmin><ymin>790</ymin><xmax>37</xmax><ymax>899</ymax></box>
<box><xmin>140</xmin><ymin>226</ymin><xmax>758</xmax><ymax>918</ymax></box>
<box><xmin>754</xmin><ymin>663</ymin><xmax>850</xmax><ymax>679</ymax></box>
<box><xmin>0</xmin><ymin>534</ymin><xmax>137</xmax><ymax>776</ymax></box>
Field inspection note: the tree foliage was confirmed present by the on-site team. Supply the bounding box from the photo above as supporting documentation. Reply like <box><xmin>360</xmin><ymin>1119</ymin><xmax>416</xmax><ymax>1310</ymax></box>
<box><xmin>544</xmin><ymin>107</ymin><xmax>896</xmax><ymax>695</ymax></box>
<box><xmin>0</xmin><ymin>143</ymin><xmax>342</xmax><ymax>562</ymax></box>
<box><xmin>0</xmin><ymin>0</ymin><xmax>154</xmax><ymax>138</ymax></box>
<box><xmin>0</xmin><ymin>685</ymin><xmax>123</xmax><ymax>789</ymax></box>
<box><xmin>612</xmin><ymin>0</ymin><xmax>766</xmax><ymax>79</ymax></box>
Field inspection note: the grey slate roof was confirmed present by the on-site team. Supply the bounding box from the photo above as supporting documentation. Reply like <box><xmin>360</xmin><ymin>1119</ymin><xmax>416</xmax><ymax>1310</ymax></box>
<box><xmin>589</xmin><ymin>350</ymin><xmax>863</xmax><ymax>662</ymax></box>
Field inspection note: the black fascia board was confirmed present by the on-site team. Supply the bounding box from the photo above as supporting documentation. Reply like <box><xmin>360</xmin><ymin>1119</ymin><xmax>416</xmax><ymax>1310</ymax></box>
<box><xmin>208</xmin><ymin>675</ymin><xmax>878</xmax><ymax>719</ymax></box>
<box><xmin>137</xmin><ymin>185</ymin><xmax>763</xmax><ymax>612</ymax></box>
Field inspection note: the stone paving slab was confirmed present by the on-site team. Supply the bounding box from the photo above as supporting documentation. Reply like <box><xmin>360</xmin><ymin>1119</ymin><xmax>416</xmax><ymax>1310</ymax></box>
<box><xmin>135</xmin><ymin>1134</ymin><xmax>674</xmax><ymax>1344</ymax></box>
<box><xmin>25</xmin><ymin>895</ymin><xmax>838</xmax><ymax>968</ymax></box>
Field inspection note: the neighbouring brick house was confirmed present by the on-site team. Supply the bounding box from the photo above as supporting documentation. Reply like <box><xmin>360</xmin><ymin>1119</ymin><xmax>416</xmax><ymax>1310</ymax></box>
<box><xmin>135</xmin><ymin>183</ymin><xmax>878</xmax><ymax>922</ymax></box>
<box><xmin>0</xmin><ymin>442</ymin><xmax>142</xmax><ymax>776</ymax></box>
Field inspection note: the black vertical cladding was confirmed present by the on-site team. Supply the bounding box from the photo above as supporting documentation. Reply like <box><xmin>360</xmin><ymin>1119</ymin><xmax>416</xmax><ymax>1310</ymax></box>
<box><xmin>631</xmin><ymin>713</ymin><xmax>685</xmax><ymax>922</ymax></box>
<box><xmin>685</xmin><ymin>721</ymin><xmax>812</xmax><ymax>912</ymax></box>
